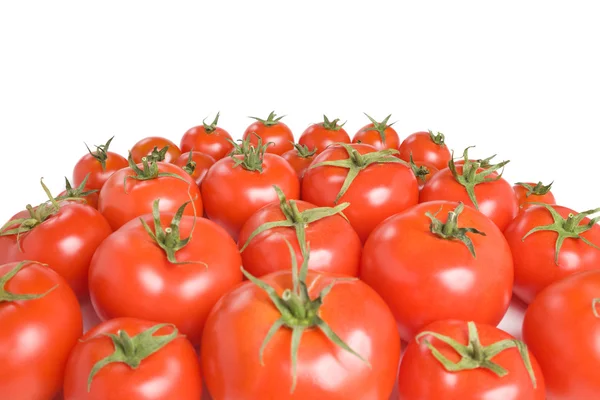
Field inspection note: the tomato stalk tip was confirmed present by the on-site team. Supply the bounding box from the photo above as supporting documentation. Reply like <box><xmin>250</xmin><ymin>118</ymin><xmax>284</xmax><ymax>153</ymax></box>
<box><xmin>291</xmin><ymin>142</ymin><xmax>317</xmax><ymax>158</ymax></box>
<box><xmin>56</xmin><ymin>174</ymin><xmax>98</xmax><ymax>204</ymax></box>
<box><xmin>249</xmin><ymin>111</ymin><xmax>285</xmax><ymax>127</ymax></box>
<box><xmin>228</xmin><ymin>133</ymin><xmax>271</xmax><ymax>172</ymax></box>
<box><xmin>181</xmin><ymin>150</ymin><xmax>197</xmax><ymax>176</ymax></box>
<box><xmin>84</xmin><ymin>136</ymin><xmax>115</xmax><ymax>171</ymax></box>
<box><xmin>428</xmin><ymin>130</ymin><xmax>446</xmax><ymax>146</ymax></box>
<box><xmin>409</xmin><ymin>153</ymin><xmax>431</xmax><ymax>183</ymax></box>
<box><xmin>202</xmin><ymin>111</ymin><xmax>220</xmax><ymax>133</ymax></box>
<box><xmin>322</xmin><ymin>115</ymin><xmax>346</xmax><ymax>131</ymax></box>
<box><xmin>515</xmin><ymin>181</ymin><xmax>554</xmax><ymax>197</ymax></box>
<box><xmin>363</xmin><ymin>113</ymin><xmax>394</xmax><ymax>145</ymax></box>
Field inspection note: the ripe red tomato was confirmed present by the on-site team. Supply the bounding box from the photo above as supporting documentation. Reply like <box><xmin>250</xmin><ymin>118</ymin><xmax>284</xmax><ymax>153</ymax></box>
<box><xmin>420</xmin><ymin>147</ymin><xmax>518</xmax><ymax>232</ymax></box>
<box><xmin>503</xmin><ymin>203</ymin><xmax>600</xmax><ymax>304</ymax></box>
<box><xmin>352</xmin><ymin>113</ymin><xmax>400</xmax><ymax>151</ymax></box>
<box><xmin>63</xmin><ymin>318</ymin><xmax>203</xmax><ymax>400</ymax></box>
<box><xmin>89</xmin><ymin>200</ymin><xmax>243</xmax><ymax>346</ymax></box>
<box><xmin>57</xmin><ymin>175</ymin><xmax>99</xmax><ymax>209</ymax></box>
<box><xmin>408</xmin><ymin>156</ymin><xmax>439</xmax><ymax>190</ymax></box>
<box><xmin>298</xmin><ymin>115</ymin><xmax>350</xmax><ymax>153</ymax></box>
<box><xmin>243</xmin><ymin>111</ymin><xmax>294</xmax><ymax>155</ymax></box>
<box><xmin>130</xmin><ymin>136</ymin><xmax>182</xmax><ymax>164</ymax></box>
<box><xmin>73</xmin><ymin>136</ymin><xmax>128</xmax><ymax>191</ymax></box>
<box><xmin>523</xmin><ymin>270</ymin><xmax>600</xmax><ymax>399</ymax></box>
<box><xmin>0</xmin><ymin>182</ymin><xmax>112</xmax><ymax>297</ymax></box>
<box><xmin>513</xmin><ymin>181</ymin><xmax>556</xmax><ymax>211</ymax></box>
<box><xmin>398</xmin><ymin>320</ymin><xmax>545</xmax><ymax>399</ymax></box>
<box><xmin>281</xmin><ymin>143</ymin><xmax>316</xmax><ymax>181</ymax></box>
<box><xmin>98</xmin><ymin>156</ymin><xmax>203</xmax><ymax>230</ymax></box>
<box><xmin>302</xmin><ymin>143</ymin><xmax>419</xmax><ymax>243</ymax></box>
<box><xmin>238</xmin><ymin>187</ymin><xmax>361</xmax><ymax>277</ymax></box>
<box><xmin>360</xmin><ymin>201</ymin><xmax>514</xmax><ymax>341</ymax></box>
<box><xmin>398</xmin><ymin>130</ymin><xmax>451</xmax><ymax>170</ymax></box>
<box><xmin>180</xmin><ymin>112</ymin><xmax>234</xmax><ymax>161</ymax></box>
<box><xmin>173</xmin><ymin>150</ymin><xmax>215</xmax><ymax>187</ymax></box>
<box><xmin>0</xmin><ymin>261</ymin><xmax>83</xmax><ymax>400</ymax></box>
<box><xmin>202</xmin><ymin>138</ymin><xmax>300</xmax><ymax>241</ymax></box>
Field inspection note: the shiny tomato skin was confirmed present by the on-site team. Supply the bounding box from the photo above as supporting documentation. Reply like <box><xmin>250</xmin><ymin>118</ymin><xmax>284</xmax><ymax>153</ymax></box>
<box><xmin>503</xmin><ymin>205</ymin><xmax>600</xmax><ymax>304</ymax></box>
<box><xmin>352</xmin><ymin>124</ymin><xmax>400</xmax><ymax>151</ymax></box>
<box><xmin>0</xmin><ymin>203</ymin><xmax>112</xmax><ymax>297</ymax></box>
<box><xmin>201</xmin><ymin>270</ymin><xmax>401</xmax><ymax>399</ymax></box>
<box><xmin>398</xmin><ymin>320</ymin><xmax>545</xmax><ymax>400</ymax></box>
<box><xmin>73</xmin><ymin>151</ymin><xmax>128</xmax><ymax>191</ymax></box>
<box><xmin>298</xmin><ymin>123</ymin><xmax>351</xmax><ymax>154</ymax></box>
<box><xmin>131</xmin><ymin>136</ymin><xmax>182</xmax><ymax>164</ymax></box>
<box><xmin>243</xmin><ymin>121</ymin><xmax>294</xmax><ymax>155</ymax></box>
<box><xmin>523</xmin><ymin>270</ymin><xmax>600</xmax><ymax>399</ymax></box>
<box><xmin>63</xmin><ymin>317</ymin><xmax>203</xmax><ymax>400</ymax></box>
<box><xmin>201</xmin><ymin>154</ymin><xmax>300</xmax><ymax>241</ymax></box>
<box><xmin>98</xmin><ymin>162</ymin><xmax>203</xmax><ymax>231</ymax></box>
<box><xmin>281</xmin><ymin>149</ymin><xmax>315</xmax><ymax>181</ymax></box>
<box><xmin>513</xmin><ymin>183</ymin><xmax>556</xmax><ymax>212</ymax></box>
<box><xmin>89</xmin><ymin>213</ymin><xmax>243</xmax><ymax>346</ymax></box>
<box><xmin>360</xmin><ymin>201</ymin><xmax>514</xmax><ymax>341</ymax></box>
<box><xmin>173</xmin><ymin>151</ymin><xmax>215</xmax><ymax>186</ymax></box>
<box><xmin>57</xmin><ymin>188</ymin><xmax>99</xmax><ymax>209</ymax></box>
<box><xmin>301</xmin><ymin>143</ymin><xmax>419</xmax><ymax>243</ymax></box>
<box><xmin>181</xmin><ymin>125</ymin><xmax>234</xmax><ymax>161</ymax></box>
<box><xmin>0</xmin><ymin>261</ymin><xmax>83</xmax><ymax>400</ymax></box>
<box><xmin>398</xmin><ymin>131</ymin><xmax>451</xmax><ymax>170</ymax></box>
<box><xmin>420</xmin><ymin>165</ymin><xmax>518</xmax><ymax>232</ymax></box>
<box><xmin>237</xmin><ymin>199</ymin><xmax>362</xmax><ymax>277</ymax></box>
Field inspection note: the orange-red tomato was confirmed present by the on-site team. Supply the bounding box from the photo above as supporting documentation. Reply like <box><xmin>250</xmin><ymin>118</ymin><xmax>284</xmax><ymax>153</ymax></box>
<box><xmin>180</xmin><ymin>113</ymin><xmax>234</xmax><ymax>161</ymax></box>
<box><xmin>513</xmin><ymin>181</ymin><xmax>556</xmax><ymax>211</ymax></box>
<box><xmin>130</xmin><ymin>136</ymin><xmax>182</xmax><ymax>163</ymax></box>
<box><xmin>243</xmin><ymin>111</ymin><xmax>294</xmax><ymax>155</ymax></box>
<box><xmin>173</xmin><ymin>151</ymin><xmax>215</xmax><ymax>187</ymax></box>
<box><xmin>352</xmin><ymin>113</ymin><xmax>400</xmax><ymax>151</ymax></box>
<box><xmin>57</xmin><ymin>175</ymin><xmax>99</xmax><ymax>209</ymax></box>
<box><xmin>73</xmin><ymin>137</ymin><xmax>128</xmax><ymax>191</ymax></box>
<box><xmin>298</xmin><ymin>115</ymin><xmax>350</xmax><ymax>153</ymax></box>
<box><xmin>281</xmin><ymin>144</ymin><xmax>316</xmax><ymax>181</ymax></box>
<box><xmin>398</xmin><ymin>130</ymin><xmax>451</xmax><ymax>170</ymax></box>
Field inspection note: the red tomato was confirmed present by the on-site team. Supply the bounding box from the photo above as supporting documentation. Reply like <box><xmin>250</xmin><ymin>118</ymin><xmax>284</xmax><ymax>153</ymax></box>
<box><xmin>523</xmin><ymin>270</ymin><xmax>600</xmax><ymax>399</ymax></box>
<box><xmin>98</xmin><ymin>156</ymin><xmax>203</xmax><ymax>230</ymax></box>
<box><xmin>281</xmin><ymin>143</ymin><xmax>316</xmax><ymax>181</ymax></box>
<box><xmin>513</xmin><ymin>181</ymin><xmax>556</xmax><ymax>211</ymax></box>
<box><xmin>0</xmin><ymin>261</ymin><xmax>83</xmax><ymax>400</ymax></box>
<box><xmin>180</xmin><ymin>112</ymin><xmax>234</xmax><ymax>161</ymax></box>
<box><xmin>420</xmin><ymin>147</ymin><xmax>518</xmax><ymax>232</ymax></box>
<box><xmin>360</xmin><ymin>201</ymin><xmax>513</xmax><ymax>341</ymax></box>
<box><xmin>398</xmin><ymin>130</ymin><xmax>451</xmax><ymax>170</ymax></box>
<box><xmin>298</xmin><ymin>115</ymin><xmax>351</xmax><ymax>154</ymax></box>
<box><xmin>0</xmin><ymin>182</ymin><xmax>112</xmax><ymax>297</ymax></box>
<box><xmin>398</xmin><ymin>320</ymin><xmax>545</xmax><ymax>400</ymax></box>
<box><xmin>302</xmin><ymin>143</ymin><xmax>419</xmax><ymax>242</ymax></box>
<box><xmin>243</xmin><ymin>111</ymin><xmax>294</xmax><ymax>155</ymax></box>
<box><xmin>408</xmin><ymin>156</ymin><xmax>439</xmax><ymax>190</ymax></box>
<box><xmin>503</xmin><ymin>203</ymin><xmax>600</xmax><ymax>304</ymax></box>
<box><xmin>63</xmin><ymin>318</ymin><xmax>203</xmax><ymax>400</ymax></box>
<box><xmin>352</xmin><ymin>113</ymin><xmax>400</xmax><ymax>151</ymax></box>
<box><xmin>73</xmin><ymin>136</ymin><xmax>128</xmax><ymax>191</ymax></box>
<box><xmin>89</xmin><ymin>199</ymin><xmax>243</xmax><ymax>346</ymax></box>
<box><xmin>201</xmin><ymin>137</ymin><xmax>300</xmax><ymax>241</ymax></box>
<box><xmin>173</xmin><ymin>150</ymin><xmax>215</xmax><ymax>187</ymax></box>
<box><xmin>130</xmin><ymin>136</ymin><xmax>182</xmax><ymax>164</ymax></box>
<box><xmin>238</xmin><ymin>187</ymin><xmax>361</xmax><ymax>277</ymax></box>
<box><xmin>57</xmin><ymin>175</ymin><xmax>99</xmax><ymax>209</ymax></box>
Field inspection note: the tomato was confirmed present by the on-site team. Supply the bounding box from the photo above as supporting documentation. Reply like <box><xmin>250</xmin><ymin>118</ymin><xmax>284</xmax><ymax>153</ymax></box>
<box><xmin>360</xmin><ymin>201</ymin><xmax>513</xmax><ymax>341</ymax></box>
<box><xmin>180</xmin><ymin>112</ymin><xmax>234</xmax><ymax>161</ymax></box>
<box><xmin>398</xmin><ymin>130</ymin><xmax>451</xmax><ymax>170</ymax></box>
<box><xmin>298</xmin><ymin>115</ymin><xmax>350</xmax><ymax>154</ymax></box>
<box><xmin>63</xmin><ymin>318</ymin><xmax>203</xmax><ymax>400</ymax></box>
<box><xmin>352</xmin><ymin>113</ymin><xmax>400</xmax><ymax>151</ymax></box>
<box><xmin>130</xmin><ymin>136</ymin><xmax>182</xmax><ymax>164</ymax></box>
<box><xmin>57</xmin><ymin>174</ymin><xmax>99</xmax><ymax>209</ymax></box>
<box><xmin>408</xmin><ymin>155</ymin><xmax>439</xmax><ymax>190</ymax></box>
<box><xmin>0</xmin><ymin>181</ymin><xmax>112</xmax><ymax>297</ymax></box>
<box><xmin>98</xmin><ymin>155</ymin><xmax>203</xmax><ymax>230</ymax></box>
<box><xmin>523</xmin><ymin>270</ymin><xmax>600</xmax><ymax>399</ymax></box>
<box><xmin>398</xmin><ymin>320</ymin><xmax>545</xmax><ymax>400</ymax></box>
<box><xmin>73</xmin><ymin>136</ymin><xmax>129</xmax><ymax>191</ymax></box>
<box><xmin>513</xmin><ymin>181</ymin><xmax>556</xmax><ymax>211</ymax></box>
<box><xmin>302</xmin><ymin>143</ymin><xmax>418</xmax><ymax>243</ymax></box>
<box><xmin>420</xmin><ymin>147</ymin><xmax>518</xmax><ymax>232</ymax></box>
<box><xmin>201</xmin><ymin>244</ymin><xmax>400</xmax><ymax>399</ymax></box>
<box><xmin>173</xmin><ymin>150</ymin><xmax>215</xmax><ymax>187</ymax></box>
<box><xmin>243</xmin><ymin>111</ymin><xmax>294</xmax><ymax>155</ymax></box>
<box><xmin>503</xmin><ymin>203</ymin><xmax>600</xmax><ymax>304</ymax></box>
<box><xmin>281</xmin><ymin>143</ymin><xmax>316</xmax><ymax>181</ymax></box>
<box><xmin>202</xmin><ymin>136</ymin><xmax>300</xmax><ymax>241</ymax></box>
<box><xmin>89</xmin><ymin>199</ymin><xmax>243</xmax><ymax>346</ymax></box>
<box><xmin>0</xmin><ymin>261</ymin><xmax>83</xmax><ymax>400</ymax></box>
<box><xmin>238</xmin><ymin>186</ymin><xmax>361</xmax><ymax>277</ymax></box>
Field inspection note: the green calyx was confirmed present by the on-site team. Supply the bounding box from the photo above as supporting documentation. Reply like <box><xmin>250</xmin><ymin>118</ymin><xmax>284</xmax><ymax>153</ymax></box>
<box><xmin>417</xmin><ymin>321</ymin><xmax>537</xmax><ymax>388</ymax></box>
<box><xmin>291</xmin><ymin>143</ymin><xmax>317</xmax><ymax>159</ymax></box>
<box><xmin>425</xmin><ymin>202</ymin><xmax>486</xmax><ymax>258</ymax></box>
<box><xmin>140</xmin><ymin>199</ymin><xmax>206</xmax><ymax>267</ymax></box>
<box><xmin>429</xmin><ymin>130</ymin><xmax>446</xmax><ymax>146</ymax></box>
<box><xmin>363</xmin><ymin>113</ymin><xmax>395</xmax><ymax>145</ymax></box>
<box><xmin>515</xmin><ymin>181</ymin><xmax>554</xmax><ymax>197</ymax></box>
<box><xmin>522</xmin><ymin>203</ymin><xmax>600</xmax><ymax>265</ymax></box>
<box><xmin>0</xmin><ymin>261</ymin><xmax>57</xmax><ymax>303</ymax></box>
<box><xmin>202</xmin><ymin>111</ymin><xmax>220</xmax><ymax>133</ymax></box>
<box><xmin>123</xmin><ymin>152</ymin><xmax>188</xmax><ymax>192</ymax></box>
<box><xmin>182</xmin><ymin>150</ymin><xmax>197</xmax><ymax>176</ymax></box>
<box><xmin>409</xmin><ymin>153</ymin><xmax>431</xmax><ymax>183</ymax></box>
<box><xmin>321</xmin><ymin>115</ymin><xmax>346</xmax><ymax>131</ymax></box>
<box><xmin>308</xmin><ymin>143</ymin><xmax>408</xmax><ymax>203</ymax></box>
<box><xmin>593</xmin><ymin>298</ymin><xmax>600</xmax><ymax>318</ymax></box>
<box><xmin>85</xmin><ymin>136</ymin><xmax>115</xmax><ymax>171</ymax></box>
<box><xmin>239</xmin><ymin>185</ymin><xmax>349</xmax><ymax>256</ymax></box>
<box><xmin>55</xmin><ymin>174</ymin><xmax>98</xmax><ymax>204</ymax></box>
<box><xmin>249</xmin><ymin>110</ymin><xmax>285</xmax><ymax>127</ymax></box>
<box><xmin>242</xmin><ymin>239</ymin><xmax>370</xmax><ymax>393</ymax></box>
<box><xmin>146</xmin><ymin>146</ymin><xmax>170</xmax><ymax>162</ymax></box>
<box><xmin>228</xmin><ymin>133</ymin><xmax>270</xmax><ymax>172</ymax></box>
<box><xmin>86</xmin><ymin>324</ymin><xmax>179</xmax><ymax>392</ymax></box>
<box><xmin>448</xmin><ymin>146</ymin><xmax>510</xmax><ymax>211</ymax></box>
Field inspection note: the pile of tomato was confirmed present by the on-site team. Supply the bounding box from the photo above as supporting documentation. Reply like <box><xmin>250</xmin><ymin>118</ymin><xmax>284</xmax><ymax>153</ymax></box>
<box><xmin>1</xmin><ymin>112</ymin><xmax>599</xmax><ymax>400</ymax></box>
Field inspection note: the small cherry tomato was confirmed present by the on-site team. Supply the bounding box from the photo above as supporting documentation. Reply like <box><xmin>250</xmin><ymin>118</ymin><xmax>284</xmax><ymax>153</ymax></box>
<box><xmin>243</xmin><ymin>111</ymin><xmax>294</xmax><ymax>155</ymax></box>
<box><xmin>398</xmin><ymin>130</ymin><xmax>452</xmax><ymax>170</ymax></box>
<box><xmin>352</xmin><ymin>113</ymin><xmax>400</xmax><ymax>151</ymax></box>
<box><xmin>298</xmin><ymin>115</ymin><xmax>350</xmax><ymax>153</ymax></box>
<box><xmin>73</xmin><ymin>136</ymin><xmax>128</xmax><ymax>191</ymax></box>
<box><xmin>173</xmin><ymin>150</ymin><xmax>215</xmax><ymax>187</ymax></box>
<box><xmin>281</xmin><ymin>143</ymin><xmax>316</xmax><ymax>181</ymax></box>
<box><xmin>513</xmin><ymin>181</ymin><xmax>556</xmax><ymax>211</ymax></box>
<box><xmin>408</xmin><ymin>154</ymin><xmax>439</xmax><ymax>190</ymax></box>
<box><xmin>130</xmin><ymin>136</ymin><xmax>182</xmax><ymax>163</ymax></box>
<box><xmin>180</xmin><ymin>112</ymin><xmax>234</xmax><ymax>161</ymax></box>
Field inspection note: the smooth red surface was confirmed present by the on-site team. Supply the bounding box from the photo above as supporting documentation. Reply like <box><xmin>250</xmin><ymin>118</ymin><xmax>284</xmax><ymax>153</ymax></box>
<box><xmin>397</xmin><ymin>131</ymin><xmax>451</xmax><ymax>170</ymax></box>
<box><xmin>243</xmin><ymin>120</ymin><xmax>294</xmax><ymax>155</ymax></box>
<box><xmin>173</xmin><ymin>151</ymin><xmax>215</xmax><ymax>186</ymax></box>
<box><xmin>73</xmin><ymin>151</ymin><xmax>128</xmax><ymax>191</ymax></box>
<box><xmin>130</xmin><ymin>136</ymin><xmax>182</xmax><ymax>163</ymax></box>
<box><xmin>352</xmin><ymin>123</ymin><xmax>400</xmax><ymax>151</ymax></box>
<box><xmin>281</xmin><ymin>149</ymin><xmax>315</xmax><ymax>181</ymax></box>
<box><xmin>298</xmin><ymin>123</ymin><xmax>350</xmax><ymax>154</ymax></box>
<box><xmin>180</xmin><ymin>125</ymin><xmax>234</xmax><ymax>161</ymax></box>
<box><xmin>513</xmin><ymin>182</ymin><xmax>556</xmax><ymax>212</ymax></box>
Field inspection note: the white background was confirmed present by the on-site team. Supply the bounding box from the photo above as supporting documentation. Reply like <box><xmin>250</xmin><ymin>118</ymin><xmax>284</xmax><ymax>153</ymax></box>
<box><xmin>0</xmin><ymin>0</ymin><xmax>599</xmax><ymax>397</ymax></box>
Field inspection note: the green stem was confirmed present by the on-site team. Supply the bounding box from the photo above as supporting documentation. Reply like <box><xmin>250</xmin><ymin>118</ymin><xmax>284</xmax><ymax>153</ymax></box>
<box><xmin>429</xmin><ymin>130</ymin><xmax>446</xmax><ymax>146</ymax></box>
<box><xmin>515</xmin><ymin>181</ymin><xmax>553</xmax><ymax>197</ymax></box>
<box><xmin>229</xmin><ymin>133</ymin><xmax>270</xmax><ymax>172</ymax></box>
<box><xmin>292</xmin><ymin>143</ymin><xmax>317</xmax><ymax>158</ymax></box>
<box><xmin>363</xmin><ymin>113</ymin><xmax>394</xmax><ymax>145</ymax></box>
<box><xmin>0</xmin><ymin>261</ymin><xmax>58</xmax><ymax>303</ymax></box>
<box><xmin>249</xmin><ymin>110</ymin><xmax>285</xmax><ymax>126</ymax></box>
<box><xmin>84</xmin><ymin>136</ymin><xmax>115</xmax><ymax>171</ymax></box>
<box><xmin>202</xmin><ymin>112</ymin><xmax>220</xmax><ymax>133</ymax></box>
<box><xmin>322</xmin><ymin>115</ymin><xmax>346</xmax><ymax>131</ymax></box>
